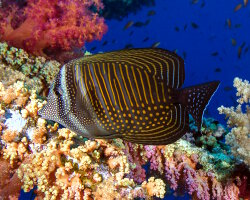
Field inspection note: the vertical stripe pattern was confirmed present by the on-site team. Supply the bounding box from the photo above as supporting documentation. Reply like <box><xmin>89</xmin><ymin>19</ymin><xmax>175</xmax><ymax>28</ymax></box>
<box><xmin>39</xmin><ymin>48</ymin><xmax>220</xmax><ymax>145</ymax></box>
<box><xmin>68</xmin><ymin>48</ymin><xmax>187</xmax><ymax>144</ymax></box>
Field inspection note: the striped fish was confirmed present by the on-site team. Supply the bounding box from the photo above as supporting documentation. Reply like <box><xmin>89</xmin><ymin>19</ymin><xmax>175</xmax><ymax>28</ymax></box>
<box><xmin>38</xmin><ymin>48</ymin><xmax>220</xmax><ymax>145</ymax></box>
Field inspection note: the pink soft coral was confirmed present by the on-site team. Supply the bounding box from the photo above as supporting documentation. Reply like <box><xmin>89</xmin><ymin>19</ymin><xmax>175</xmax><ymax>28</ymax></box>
<box><xmin>0</xmin><ymin>0</ymin><xmax>107</xmax><ymax>61</ymax></box>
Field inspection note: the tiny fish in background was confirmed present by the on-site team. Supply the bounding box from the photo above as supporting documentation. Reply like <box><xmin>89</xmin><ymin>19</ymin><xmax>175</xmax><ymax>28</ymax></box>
<box><xmin>244</xmin><ymin>0</ymin><xmax>248</xmax><ymax>7</ymax></box>
<box><xmin>174</xmin><ymin>26</ymin><xmax>180</xmax><ymax>32</ymax></box>
<box><xmin>102</xmin><ymin>40</ymin><xmax>108</xmax><ymax>46</ymax></box>
<box><xmin>191</xmin><ymin>0</ymin><xmax>199</xmax><ymax>4</ymax></box>
<box><xmin>226</xmin><ymin>19</ymin><xmax>231</xmax><ymax>28</ymax></box>
<box><xmin>147</xmin><ymin>10</ymin><xmax>156</xmax><ymax>16</ymax></box>
<box><xmin>191</xmin><ymin>22</ymin><xmax>199</xmax><ymax>29</ymax></box>
<box><xmin>123</xmin><ymin>21</ymin><xmax>134</xmax><ymax>30</ymax></box>
<box><xmin>234</xmin><ymin>4</ymin><xmax>242</xmax><ymax>12</ymax></box>
<box><xmin>238</xmin><ymin>46</ymin><xmax>242</xmax><ymax>58</ymax></box>
<box><xmin>124</xmin><ymin>43</ymin><xmax>133</xmax><ymax>49</ymax></box>
<box><xmin>142</xmin><ymin>37</ymin><xmax>149</xmax><ymax>42</ymax></box>
<box><xmin>151</xmin><ymin>42</ymin><xmax>160</xmax><ymax>48</ymax></box>
<box><xmin>231</xmin><ymin>38</ymin><xmax>237</xmax><ymax>46</ymax></box>
<box><xmin>38</xmin><ymin>48</ymin><xmax>220</xmax><ymax>145</ymax></box>
<box><xmin>224</xmin><ymin>86</ymin><xmax>233</xmax><ymax>91</ymax></box>
<box><xmin>133</xmin><ymin>21</ymin><xmax>145</xmax><ymax>27</ymax></box>
<box><xmin>173</xmin><ymin>49</ymin><xmax>178</xmax><ymax>54</ymax></box>
<box><xmin>200</xmin><ymin>1</ymin><xmax>206</xmax><ymax>7</ymax></box>
<box><xmin>90</xmin><ymin>46</ymin><xmax>97</xmax><ymax>51</ymax></box>
<box><xmin>235</xmin><ymin>24</ymin><xmax>241</xmax><ymax>28</ymax></box>
<box><xmin>214</xmin><ymin>67</ymin><xmax>221</xmax><ymax>72</ymax></box>
<box><xmin>211</xmin><ymin>52</ymin><xmax>219</xmax><ymax>56</ymax></box>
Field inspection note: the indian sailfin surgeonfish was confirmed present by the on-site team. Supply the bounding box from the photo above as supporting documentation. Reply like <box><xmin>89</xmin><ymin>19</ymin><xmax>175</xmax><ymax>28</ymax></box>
<box><xmin>38</xmin><ymin>48</ymin><xmax>220</xmax><ymax>145</ymax></box>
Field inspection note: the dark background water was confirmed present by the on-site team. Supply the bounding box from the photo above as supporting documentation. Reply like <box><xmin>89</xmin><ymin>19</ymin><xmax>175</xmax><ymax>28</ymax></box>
<box><xmin>87</xmin><ymin>0</ymin><xmax>250</xmax><ymax>125</ymax></box>
<box><xmin>20</xmin><ymin>0</ymin><xmax>250</xmax><ymax>199</ymax></box>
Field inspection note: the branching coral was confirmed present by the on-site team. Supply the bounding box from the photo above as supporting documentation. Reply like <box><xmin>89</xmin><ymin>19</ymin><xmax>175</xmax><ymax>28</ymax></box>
<box><xmin>0</xmin><ymin>0</ymin><xmax>107</xmax><ymax>59</ymax></box>
<box><xmin>218</xmin><ymin>77</ymin><xmax>250</xmax><ymax>169</ymax></box>
<box><xmin>0</xmin><ymin>45</ymin><xmax>248</xmax><ymax>200</ymax></box>
<box><xmin>125</xmin><ymin>140</ymin><xmax>242</xmax><ymax>200</ymax></box>
<box><xmin>0</xmin><ymin>73</ymin><xmax>166</xmax><ymax>199</ymax></box>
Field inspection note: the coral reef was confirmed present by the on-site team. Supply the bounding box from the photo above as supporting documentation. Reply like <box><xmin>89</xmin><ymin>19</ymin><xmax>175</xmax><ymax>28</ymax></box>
<box><xmin>218</xmin><ymin>77</ymin><xmax>250</xmax><ymax>169</ymax></box>
<box><xmin>0</xmin><ymin>0</ymin><xmax>107</xmax><ymax>61</ymax></box>
<box><xmin>0</xmin><ymin>44</ymin><xmax>249</xmax><ymax>200</ymax></box>
<box><xmin>0</xmin><ymin>42</ymin><xmax>60</xmax><ymax>93</ymax></box>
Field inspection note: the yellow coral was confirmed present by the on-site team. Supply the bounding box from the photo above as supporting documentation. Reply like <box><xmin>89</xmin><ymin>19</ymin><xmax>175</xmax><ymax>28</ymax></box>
<box><xmin>58</xmin><ymin>128</ymin><xmax>76</xmax><ymax>140</ymax></box>
<box><xmin>22</xmin><ymin>91</ymin><xmax>40</xmax><ymax>118</ymax></box>
<box><xmin>1</xmin><ymin>129</ymin><xmax>19</xmax><ymax>143</ymax></box>
<box><xmin>142</xmin><ymin>177</ymin><xmax>166</xmax><ymax>198</ymax></box>
<box><xmin>3</xmin><ymin>141</ymin><xmax>28</xmax><ymax>166</ymax></box>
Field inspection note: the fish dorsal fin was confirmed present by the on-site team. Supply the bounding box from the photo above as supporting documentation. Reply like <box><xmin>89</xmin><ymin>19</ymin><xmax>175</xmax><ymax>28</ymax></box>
<box><xmin>81</xmin><ymin>48</ymin><xmax>185</xmax><ymax>88</ymax></box>
<box><xmin>177</xmin><ymin>81</ymin><xmax>220</xmax><ymax>131</ymax></box>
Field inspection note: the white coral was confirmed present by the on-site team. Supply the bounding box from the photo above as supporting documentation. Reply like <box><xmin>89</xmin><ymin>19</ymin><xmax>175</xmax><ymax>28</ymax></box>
<box><xmin>218</xmin><ymin>77</ymin><xmax>250</xmax><ymax>169</ymax></box>
<box><xmin>233</xmin><ymin>77</ymin><xmax>250</xmax><ymax>104</ymax></box>
<box><xmin>4</xmin><ymin>109</ymin><xmax>27</xmax><ymax>133</ymax></box>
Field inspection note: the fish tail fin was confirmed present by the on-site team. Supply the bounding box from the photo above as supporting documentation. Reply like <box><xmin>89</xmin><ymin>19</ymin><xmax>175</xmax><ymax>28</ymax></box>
<box><xmin>176</xmin><ymin>81</ymin><xmax>220</xmax><ymax>131</ymax></box>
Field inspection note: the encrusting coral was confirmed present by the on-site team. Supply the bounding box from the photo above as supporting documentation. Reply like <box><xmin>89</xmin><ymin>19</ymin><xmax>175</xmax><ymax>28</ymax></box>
<box><xmin>218</xmin><ymin>77</ymin><xmax>250</xmax><ymax>169</ymax></box>
<box><xmin>0</xmin><ymin>43</ymin><xmax>249</xmax><ymax>200</ymax></box>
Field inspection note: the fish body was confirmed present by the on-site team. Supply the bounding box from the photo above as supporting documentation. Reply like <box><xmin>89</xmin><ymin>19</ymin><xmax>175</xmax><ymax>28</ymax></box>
<box><xmin>191</xmin><ymin>22</ymin><xmax>199</xmax><ymax>29</ymax></box>
<box><xmin>234</xmin><ymin>3</ymin><xmax>242</xmax><ymax>12</ymax></box>
<box><xmin>151</xmin><ymin>42</ymin><xmax>160</xmax><ymax>48</ymax></box>
<box><xmin>244</xmin><ymin>0</ymin><xmax>248</xmax><ymax>7</ymax></box>
<box><xmin>226</xmin><ymin>19</ymin><xmax>231</xmax><ymax>28</ymax></box>
<box><xmin>38</xmin><ymin>48</ymin><xmax>220</xmax><ymax>145</ymax></box>
<box><xmin>211</xmin><ymin>52</ymin><xmax>219</xmax><ymax>56</ymax></box>
<box><xmin>147</xmin><ymin>10</ymin><xmax>156</xmax><ymax>16</ymax></box>
<box><xmin>238</xmin><ymin>46</ymin><xmax>242</xmax><ymax>58</ymax></box>
<box><xmin>142</xmin><ymin>37</ymin><xmax>149</xmax><ymax>42</ymax></box>
<box><xmin>231</xmin><ymin>38</ymin><xmax>237</xmax><ymax>46</ymax></box>
<box><xmin>123</xmin><ymin>21</ymin><xmax>134</xmax><ymax>30</ymax></box>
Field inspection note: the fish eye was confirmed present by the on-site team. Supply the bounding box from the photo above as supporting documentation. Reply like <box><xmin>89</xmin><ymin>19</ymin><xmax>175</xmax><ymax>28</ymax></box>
<box><xmin>54</xmin><ymin>87</ymin><xmax>63</xmax><ymax>96</ymax></box>
<box><xmin>54</xmin><ymin>90</ymin><xmax>60</xmax><ymax>96</ymax></box>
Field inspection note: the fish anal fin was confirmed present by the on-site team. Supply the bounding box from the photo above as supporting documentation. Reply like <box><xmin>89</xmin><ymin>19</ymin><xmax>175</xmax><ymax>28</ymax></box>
<box><xmin>176</xmin><ymin>81</ymin><xmax>220</xmax><ymax>131</ymax></box>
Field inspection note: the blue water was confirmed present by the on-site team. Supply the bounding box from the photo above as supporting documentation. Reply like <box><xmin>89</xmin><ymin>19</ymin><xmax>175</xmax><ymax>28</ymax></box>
<box><xmin>87</xmin><ymin>0</ymin><xmax>250</xmax><ymax>124</ymax></box>
<box><xmin>20</xmin><ymin>0</ymin><xmax>250</xmax><ymax>199</ymax></box>
<box><xmin>19</xmin><ymin>186</ymin><xmax>36</xmax><ymax>200</ymax></box>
